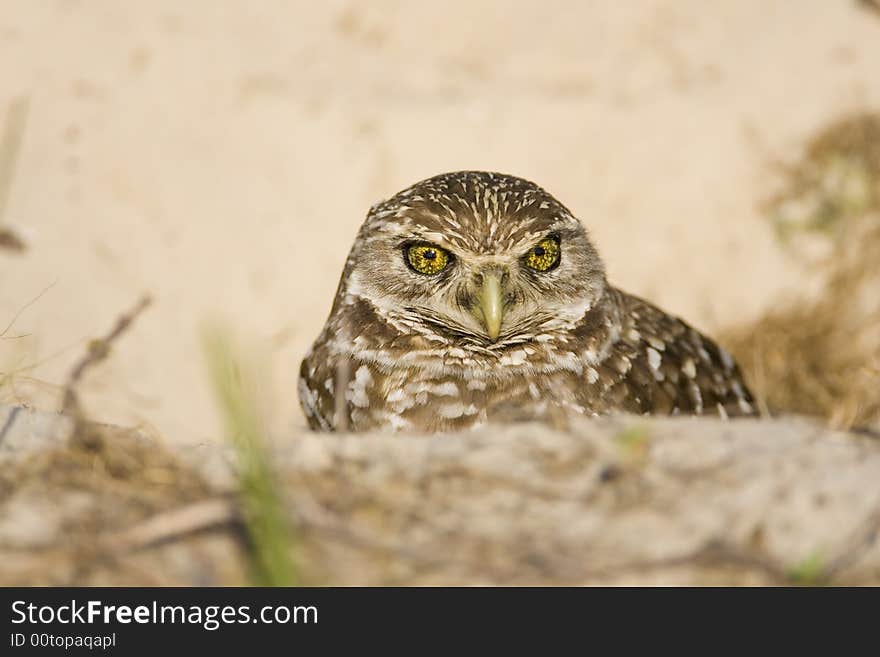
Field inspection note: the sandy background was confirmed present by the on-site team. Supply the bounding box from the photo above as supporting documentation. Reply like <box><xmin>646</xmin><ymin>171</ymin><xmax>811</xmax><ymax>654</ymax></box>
<box><xmin>1</xmin><ymin>1</ymin><xmax>879</xmax><ymax>446</ymax></box>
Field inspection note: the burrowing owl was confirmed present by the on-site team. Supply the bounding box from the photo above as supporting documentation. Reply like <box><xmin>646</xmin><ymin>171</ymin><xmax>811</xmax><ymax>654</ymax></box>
<box><xmin>299</xmin><ymin>171</ymin><xmax>755</xmax><ymax>432</ymax></box>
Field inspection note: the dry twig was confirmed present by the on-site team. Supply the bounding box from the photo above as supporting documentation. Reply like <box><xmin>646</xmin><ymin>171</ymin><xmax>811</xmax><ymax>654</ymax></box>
<box><xmin>103</xmin><ymin>497</ymin><xmax>238</xmax><ymax>554</ymax></box>
<box><xmin>61</xmin><ymin>295</ymin><xmax>153</xmax><ymax>420</ymax></box>
<box><xmin>0</xmin><ymin>97</ymin><xmax>29</xmax><ymax>252</ymax></box>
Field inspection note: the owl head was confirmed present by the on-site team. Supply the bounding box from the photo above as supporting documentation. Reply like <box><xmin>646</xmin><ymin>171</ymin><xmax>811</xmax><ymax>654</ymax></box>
<box><xmin>336</xmin><ymin>171</ymin><xmax>607</xmax><ymax>348</ymax></box>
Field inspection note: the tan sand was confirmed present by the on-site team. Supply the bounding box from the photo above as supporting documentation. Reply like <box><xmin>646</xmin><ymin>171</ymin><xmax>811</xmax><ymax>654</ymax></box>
<box><xmin>2</xmin><ymin>1</ymin><xmax>880</xmax><ymax>445</ymax></box>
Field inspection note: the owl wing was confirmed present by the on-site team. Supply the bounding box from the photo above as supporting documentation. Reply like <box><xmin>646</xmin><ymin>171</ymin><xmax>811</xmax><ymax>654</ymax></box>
<box><xmin>298</xmin><ymin>337</ymin><xmax>337</xmax><ymax>431</ymax></box>
<box><xmin>596</xmin><ymin>289</ymin><xmax>757</xmax><ymax>417</ymax></box>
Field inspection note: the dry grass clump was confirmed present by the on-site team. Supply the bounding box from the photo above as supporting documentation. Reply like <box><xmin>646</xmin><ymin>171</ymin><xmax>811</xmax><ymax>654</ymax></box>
<box><xmin>0</xmin><ymin>298</ymin><xmax>244</xmax><ymax>585</ymax></box>
<box><xmin>1</xmin><ymin>299</ymin><xmax>299</xmax><ymax>586</ymax></box>
<box><xmin>0</xmin><ymin>417</ymin><xmax>225</xmax><ymax>585</ymax></box>
<box><xmin>723</xmin><ymin>112</ymin><xmax>880</xmax><ymax>430</ymax></box>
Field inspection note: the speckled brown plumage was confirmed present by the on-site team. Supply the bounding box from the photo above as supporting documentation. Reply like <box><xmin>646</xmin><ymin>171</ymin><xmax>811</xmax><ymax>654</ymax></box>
<box><xmin>299</xmin><ymin>171</ymin><xmax>755</xmax><ymax>432</ymax></box>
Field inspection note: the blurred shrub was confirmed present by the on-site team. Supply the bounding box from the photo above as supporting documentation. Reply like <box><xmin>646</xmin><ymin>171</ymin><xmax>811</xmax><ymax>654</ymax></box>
<box><xmin>724</xmin><ymin>112</ymin><xmax>880</xmax><ymax>430</ymax></box>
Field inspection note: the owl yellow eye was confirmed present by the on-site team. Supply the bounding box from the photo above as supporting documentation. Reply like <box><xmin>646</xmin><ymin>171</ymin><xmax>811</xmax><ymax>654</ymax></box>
<box><xmin>524</xmin><ymin>237</ymin><xmax>560</xmax><ymax>272</ymax></box>
<box><xmin>405</xmin><ymin>243</ymin><xmax>451</xmax><ymax>275</ymax></box>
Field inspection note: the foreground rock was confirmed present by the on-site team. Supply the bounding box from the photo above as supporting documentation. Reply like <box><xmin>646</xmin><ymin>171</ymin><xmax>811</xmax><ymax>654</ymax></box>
<box><xmin>1</xmin><ymin>404</ymin><xmax>878</xmax><ymax>585</ymax></box>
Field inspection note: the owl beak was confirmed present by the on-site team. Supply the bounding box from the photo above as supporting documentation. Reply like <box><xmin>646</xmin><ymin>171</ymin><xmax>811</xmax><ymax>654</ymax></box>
<box><xmin>475</xmin><ymin>271</ymin><xmax>504</xmax><ymax>341</ymax></box>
